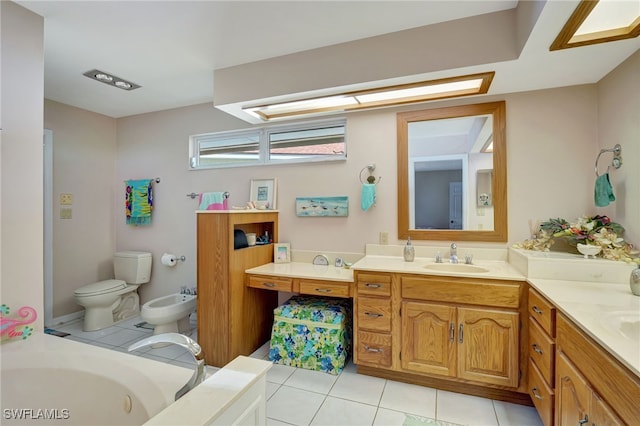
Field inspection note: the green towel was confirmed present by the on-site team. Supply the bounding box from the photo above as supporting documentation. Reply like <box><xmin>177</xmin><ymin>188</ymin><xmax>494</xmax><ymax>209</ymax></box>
<box><xmin>126</xmin><ymin>179</ymin><xmax>153</xmax><ymax>225</ymax></box>
<box><xmin>361</xmin><ymin>183</ymin><xmax>376</xmax><ymax>211</ymax></box>
<box><xmin>594</xmin><ymin>173</ymin><xmax>615</xmax><ymax>207</ymax></box>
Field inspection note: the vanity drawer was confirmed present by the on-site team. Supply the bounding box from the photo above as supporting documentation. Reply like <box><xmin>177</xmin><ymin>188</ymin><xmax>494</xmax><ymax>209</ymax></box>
<box><xmin>299</xmin><ymin>280</ymin><xmax>350</xmax><ymax>298</ymax></box>
<box><xmin>357</xmin><ymin>273</ymin><xmax>392</xmax><ymax>296</ymax></box>
<box><xmin>528</xmin><ymin>316</ymin><xmax>555</xmax><ymax>386</ymax></box>
<box><xmin>528</xmin><ymin>360</ymin><xmax>554</xmax><ymax>426</ymax></box>
<box><xmin>528</xmin><ymin>288</ymin><xmax>556</xmax><ymax>337</ymax></box>
<box><xmin>401</xmin><ymin>276</ymin><xmax>521</xmax><ymax>308</ymax></box>
<box><xmin>356</xmin><ymin>331</ymin><xmax>392</xmax><ymax>368</ymax></box>
<box><xmin>247</xmin><ymin>275</ymin><xmax>293</xmax><ymax>292</ymax></box>
<box><xmin>357</xmin><ymin>297</ymin><xmax>392</xmax><ymax>332</ymax></box>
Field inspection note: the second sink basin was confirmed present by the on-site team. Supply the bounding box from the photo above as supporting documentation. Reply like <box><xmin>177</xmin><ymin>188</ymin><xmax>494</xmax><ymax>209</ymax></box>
<box><xmin>423</xmin><ymin>263</ymin><xmax>489</xmax><ymax>273</ymax></box>
<box><xmin>600</xmin><ymin>311</ymin><xmax>640</xmax><ymax>341</ymax></box>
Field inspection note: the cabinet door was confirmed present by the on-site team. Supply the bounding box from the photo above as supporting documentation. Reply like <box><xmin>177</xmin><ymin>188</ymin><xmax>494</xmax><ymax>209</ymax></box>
<box><xmin>457</xmin><ymin>307</ymin><xmax>519</xmax><ymax>387</ymax></box>
<box><xmin>591</xmin><ymin>391</ymin><xmax>624</xmax><ymax>426</ymax></box>
<box><xmin>556</xmin><ymin>352</ymin><xmax>590</xmax><ymax>426</ymax></box>
<box><xmin>401</xmin><ymin>301</ymin><xmax>456</xmax><ymax>377</ymax></box>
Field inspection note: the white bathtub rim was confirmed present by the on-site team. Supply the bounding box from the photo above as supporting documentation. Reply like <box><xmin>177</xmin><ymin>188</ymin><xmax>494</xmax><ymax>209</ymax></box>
<box><xmin>1</xmin><ymin>333</ymin><xmax>192</xmax><ymax>419</ymax></box>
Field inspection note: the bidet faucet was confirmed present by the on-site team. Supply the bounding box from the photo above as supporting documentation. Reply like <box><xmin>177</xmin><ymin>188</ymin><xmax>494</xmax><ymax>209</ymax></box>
<box><xmin>128</xmin><ymin>333</ymin><xmax>206</xmax><ymax>400</ymax></box>
<box><xmin>450</xmin><ymin>243</ymin><xmax>458</xmax><ymax>264</ymax></box>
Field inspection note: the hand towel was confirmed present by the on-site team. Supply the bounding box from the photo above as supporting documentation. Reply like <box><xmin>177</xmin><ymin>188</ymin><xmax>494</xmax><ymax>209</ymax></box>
<box><xmin>126</xmin><ymin>179</ymin><xmax>153</xmax><ymax>225</ymax></box>
<box><xmin>361</xmin><ymin>183</ymin><xmax>376</xmax><ymax>211</ymax></box>
<box><xmin>594</xmin><ymin>172</ymin><xmax>615</xmax><ymax>207</ymax></box>
<box><xmin>199</xmin><ymin>192</ymin><xmax>228</xmax><ymax>210</ymax></box>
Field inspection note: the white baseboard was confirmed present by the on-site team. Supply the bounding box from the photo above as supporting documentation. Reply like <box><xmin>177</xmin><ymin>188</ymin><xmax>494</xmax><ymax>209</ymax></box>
<box><xmin>46</xmin><ymin>310</ymin><xmax>83</xmax><ymax>328</ymax></box>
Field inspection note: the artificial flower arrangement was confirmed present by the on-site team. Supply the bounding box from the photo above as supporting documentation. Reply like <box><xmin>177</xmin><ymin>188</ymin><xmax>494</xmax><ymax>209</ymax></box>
<box><xmin>514</xmin><ymin>215</ymin><xmax>640</xmax><ymax>264</ymax></box>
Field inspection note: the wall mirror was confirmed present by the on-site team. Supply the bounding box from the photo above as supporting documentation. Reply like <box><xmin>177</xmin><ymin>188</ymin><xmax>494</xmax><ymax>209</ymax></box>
<box><xmin>397</xmin><ymin>101</ymin><xmax>507</xmax><ymax>242</ymax></box>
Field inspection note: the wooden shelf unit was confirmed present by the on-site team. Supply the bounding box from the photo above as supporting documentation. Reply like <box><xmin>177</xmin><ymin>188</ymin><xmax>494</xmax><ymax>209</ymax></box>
<box><xmin>196</xmin><ymin>211</ymin><xmax>279</xmax><ymax>367</ymax></box>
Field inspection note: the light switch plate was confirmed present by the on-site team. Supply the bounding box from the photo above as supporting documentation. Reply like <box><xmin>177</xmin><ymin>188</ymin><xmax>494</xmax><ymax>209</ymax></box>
<box><xmin>60</xmin><ymin>193</ymin><xmax>73</xmax><ymax>205</ymax></box>
<box><xmin>60</xmin><ymin>208</ymin><xmax>72</xmax><ymax>219</ymax></box>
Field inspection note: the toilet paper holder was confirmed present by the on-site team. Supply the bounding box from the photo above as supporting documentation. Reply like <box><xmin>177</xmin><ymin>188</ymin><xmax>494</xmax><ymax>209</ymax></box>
<box><xmin>161</xmin><ymin>253</ymin><xmax>186</xmax><ymax>267</ymax></box>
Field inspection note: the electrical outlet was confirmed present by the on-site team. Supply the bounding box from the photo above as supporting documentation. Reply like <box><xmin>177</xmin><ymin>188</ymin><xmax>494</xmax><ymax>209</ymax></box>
<box><xmin>379</xmin><ymin>231</ymin><xmax>389</xmax><ymax>245</ymax></box>
<box><xmin>60</xmin><ymin>208</ymin><xmax>72</xmax><ymax>219</ymax></box>
<box><xmin>60</xmin><ymin>193</ymin><xmax>73</xmax><ymax>205</ymax></box>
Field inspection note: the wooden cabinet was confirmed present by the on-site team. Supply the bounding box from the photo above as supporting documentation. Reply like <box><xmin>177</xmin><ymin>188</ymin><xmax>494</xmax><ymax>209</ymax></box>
<box><xmin>353</xmin><ymin>271</ymin><xmax>527</xmax><ymax>402</ymax></box>
<box><xmin>197</xmin><ymin>211</ymin><xmax>279</xmax><ymax>367</ymax></box>
<box><xmin>457</xmin><ymin>306</ymin><xmax>519</xmax><ymax>386</ymax></box>
<box><xmin>528</xmin><ymin>288</ymin><xmax>556</xmax><ymax>426</ymax></box>
<box><xmin>353</xmin><ymin>272</ymin><xmax>393</xmax><ymax>369</ymax></box>
<box><xmin>556</xmin><ymin>352</ymin><xmax>594</xmax><ymax>426</ymax></box>
<box><xmin>556</xmin><ymin>352</ymin><xmax>624</xmax><ymax>425</ymax></box>
<box><xmin>555</xmin><ymin>313</ymin><xmax>637</xmax><ymax>425</ymax></box>
<box><xmin>401</xmin><ymin>277</ymin><xmax>520</xmax><ymax>388</ymax></box>
<box><xmin>401</xmin><ymin>301</ymin><xmax>456</xmax><ymax>377</ymax></box>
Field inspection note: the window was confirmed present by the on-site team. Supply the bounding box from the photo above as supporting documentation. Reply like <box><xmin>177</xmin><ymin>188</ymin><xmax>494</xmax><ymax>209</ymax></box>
<box><xmin>190</xmin><ymin>119</ymin><xmax>346</xmax><ymax>169</ymax></box>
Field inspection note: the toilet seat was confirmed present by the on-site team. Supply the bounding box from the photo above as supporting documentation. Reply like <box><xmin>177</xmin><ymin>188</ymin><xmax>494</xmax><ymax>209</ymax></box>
<box><xmin>74</xmin><ymin>279</ymin><xmax>127</xmax><ymax>297</ymax></box>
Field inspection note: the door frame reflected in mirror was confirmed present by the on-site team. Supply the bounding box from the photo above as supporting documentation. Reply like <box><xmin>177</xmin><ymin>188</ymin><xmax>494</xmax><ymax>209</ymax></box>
<box><xmin>397</xmin><ymin>101</ymin><xmax>507</xmax><ymax>242</ymax></box>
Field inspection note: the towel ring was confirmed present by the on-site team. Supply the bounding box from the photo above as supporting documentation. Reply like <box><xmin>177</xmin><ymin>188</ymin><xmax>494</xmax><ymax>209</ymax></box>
<box><xmin>595</xmin><ymin>144</ymin><xmax>622</xmax><ymax>177</ymax></box>
<box><xmin>359</xmin><ymin>164</ymin><xmax>382</xmax><ymax>185</ymax></box>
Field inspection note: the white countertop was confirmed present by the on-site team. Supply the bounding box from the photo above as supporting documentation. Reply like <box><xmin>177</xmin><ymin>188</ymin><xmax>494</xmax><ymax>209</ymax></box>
<box><xmin>245</xmin><ymin>262</ymin><xmax>354</xmax><ymax>282</ymax></box>
<box><xmin>351</xmin><ymin>255</ymin><xmax>526</xmax><ymax>281</ymax></box>
<box><xmin>529</xmin><ymin>278</ymin><xmax>640</xmax><ymax>378</ymax></box>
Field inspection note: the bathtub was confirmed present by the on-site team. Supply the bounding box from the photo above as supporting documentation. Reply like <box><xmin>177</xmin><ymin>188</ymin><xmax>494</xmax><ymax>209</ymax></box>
<box><xmin>1</xmin><ymin>333</ymin><xmax>271</xmax><ymax>425</ymax></box>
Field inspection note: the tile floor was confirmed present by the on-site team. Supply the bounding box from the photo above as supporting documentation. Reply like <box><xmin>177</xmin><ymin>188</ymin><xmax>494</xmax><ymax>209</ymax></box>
<box><xmin>50</xmin><ymin>316</ymin><xmax>543</xmax><ymax>426</ymax></box>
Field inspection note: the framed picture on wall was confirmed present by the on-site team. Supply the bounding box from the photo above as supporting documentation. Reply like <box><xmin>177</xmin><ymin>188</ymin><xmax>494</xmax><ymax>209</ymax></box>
<box><xmin>250</xmin><ymin>178</ymin><xmax>277</xmax><ymax>209</ymax></box>
<box><xmin>274</xmin><ymin>243</ymin><xmax>290</xmax><ymax>263</ymax></box>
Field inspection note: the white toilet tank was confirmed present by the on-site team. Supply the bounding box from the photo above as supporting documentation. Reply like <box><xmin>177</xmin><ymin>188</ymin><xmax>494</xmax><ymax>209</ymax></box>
<box><xmin>113</xmin><ymin>251</ymin><xmax>152</xmax><ymax>284</ymax></box>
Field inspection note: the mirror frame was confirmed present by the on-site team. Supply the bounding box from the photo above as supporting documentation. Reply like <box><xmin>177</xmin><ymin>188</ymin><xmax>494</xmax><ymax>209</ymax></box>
<box><xmin>397</xmin><ymin>101</ymin><xmax>507</xmax><ymax>242</ymax></box>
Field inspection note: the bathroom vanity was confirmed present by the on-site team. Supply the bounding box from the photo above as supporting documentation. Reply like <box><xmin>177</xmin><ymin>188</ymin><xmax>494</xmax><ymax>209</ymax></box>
<box><xmin>526</xmin><ymin>277</ymin><xmax>640</xmax><ymax>425</ymax></box>
<box><xmin>247</xmin><ymin>247</ymin><xmax>531</xmax><ymax>404</ymax></box>
<box><xmin>243</xmin><ymin>244</ymin><xmax>640</xmax><ymax>421</ymax></box>
<box><xmin>349</xmin><ymin>254</ymin><xmax>530</xmax><ymax>405</ymax></box>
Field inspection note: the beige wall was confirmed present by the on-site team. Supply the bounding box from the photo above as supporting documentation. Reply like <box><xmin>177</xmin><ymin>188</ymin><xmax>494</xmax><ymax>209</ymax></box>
<box><xmin>0</xmin><ymin>2</ymin><xmax>44</xmax><ymax>329</ymax></box>
<box><xmin>43</xmin><ymin>53</ymin><xmax>639</xmax><ymax>320</ymax></box>
<box><xmin>44</xmin><ymin>100</ymin><xmax>118</xmax><ymax>317</ymax></box>
<box><xmin>109</xmin><ymin>84</ymin><xmax>602</xmax><ymax>307</ymax></box>
<box><xmin>596</xmin><ymin>50</ymin><xmax>639</xmax><ymax>246</ymax></box>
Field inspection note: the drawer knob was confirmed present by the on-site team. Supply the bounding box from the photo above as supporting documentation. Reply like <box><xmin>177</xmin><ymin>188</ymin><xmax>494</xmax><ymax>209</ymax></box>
<box><xmin>532</xmin><ymin>306</ymin><xmax>543</xmax><ymax>315</ymax></box>
<box><xmin>315</xmin><ymin>288</ymin><xmax>332</xmax><ymax>293</ymax></box>
<box><xmin>532</xmin><ymin>344</ymin><xmax>544</xmax><ymax>355</ymax></box>
<box><xmin>365</xmin><ymin>283</ymin><xmax>382</xmax><ymax>288</ymax></box>
<box><xmin>263</xmin><ymin>282</ymin><xmax>276</xmax><ymax>288</ymax></box>
<box><xmin>365</xmin><ymin>312</ymin><xmax>383</xmax><ymax>318</ymax></box>
<box><xmin>363</xmin><ymin>345</ymin><xmax>383</xmax><ymax>353</ymax></box>
<box><xmin>531</xmin><ymin>387</ymin><xmax>544</xmax><ymax>400</ymax></box>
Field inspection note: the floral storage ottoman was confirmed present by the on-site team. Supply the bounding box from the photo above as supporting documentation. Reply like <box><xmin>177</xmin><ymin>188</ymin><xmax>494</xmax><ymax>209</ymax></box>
<box><xmin>268</xmin><ymin>295</ymin><xmax>352</xmax><ymax>375</ymax></box>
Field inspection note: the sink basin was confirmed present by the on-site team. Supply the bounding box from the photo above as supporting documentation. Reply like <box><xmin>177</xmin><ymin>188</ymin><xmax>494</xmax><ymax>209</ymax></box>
<box><xmin>423</xmin><ymin>263</ymin><xmax>489</xmax><ymax>273</ymax></box>
<box><xmin>600</xmin><ymin>311</ymin><xmax>640</xmax><ymax>341</ymax></box>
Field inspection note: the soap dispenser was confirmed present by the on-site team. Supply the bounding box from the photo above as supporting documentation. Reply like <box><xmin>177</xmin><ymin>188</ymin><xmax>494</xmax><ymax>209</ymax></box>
<box><xmin>404</xmin><ymin>237</ymin><xmax>415</xmax><ymax>262</ymax></box>
<box><xmin>631</xmin><ymin>265</ymin><xmax>640</xmax><ymax>296</ymax></box>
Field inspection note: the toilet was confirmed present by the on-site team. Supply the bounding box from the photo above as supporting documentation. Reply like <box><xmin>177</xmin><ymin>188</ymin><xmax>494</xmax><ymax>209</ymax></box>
<box><xmin>74</xmin><ymin>251</ymin><xmax>152</xmax><ymax>332</ymax></box>
<box><xmin>140</xmin><ymin>293</ymin><xmax>197</xmax><ymax>336</ymax></box>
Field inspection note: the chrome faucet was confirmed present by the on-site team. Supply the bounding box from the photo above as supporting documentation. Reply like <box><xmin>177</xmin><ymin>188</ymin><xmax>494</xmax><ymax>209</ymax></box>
<box><xmin>128</xmin><ymin>333</ymin><xmax>206</xmax><ymax>400</ymax></box>
<box><xmin>449</xmin><ymin>243</ymin><xmax>458</xmax><ymax>264</ymax></box>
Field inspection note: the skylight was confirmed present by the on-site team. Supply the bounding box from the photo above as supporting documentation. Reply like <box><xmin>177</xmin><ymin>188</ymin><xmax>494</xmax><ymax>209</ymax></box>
<box><xmin>243</xmin><ymin>72</ymin><xmax>494</xmax><ymax>121</ymax></box>
<box><xmin>551</xmin><ymin>0</ymin><xmax>640</xmax><ymax>50</ymax></box>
